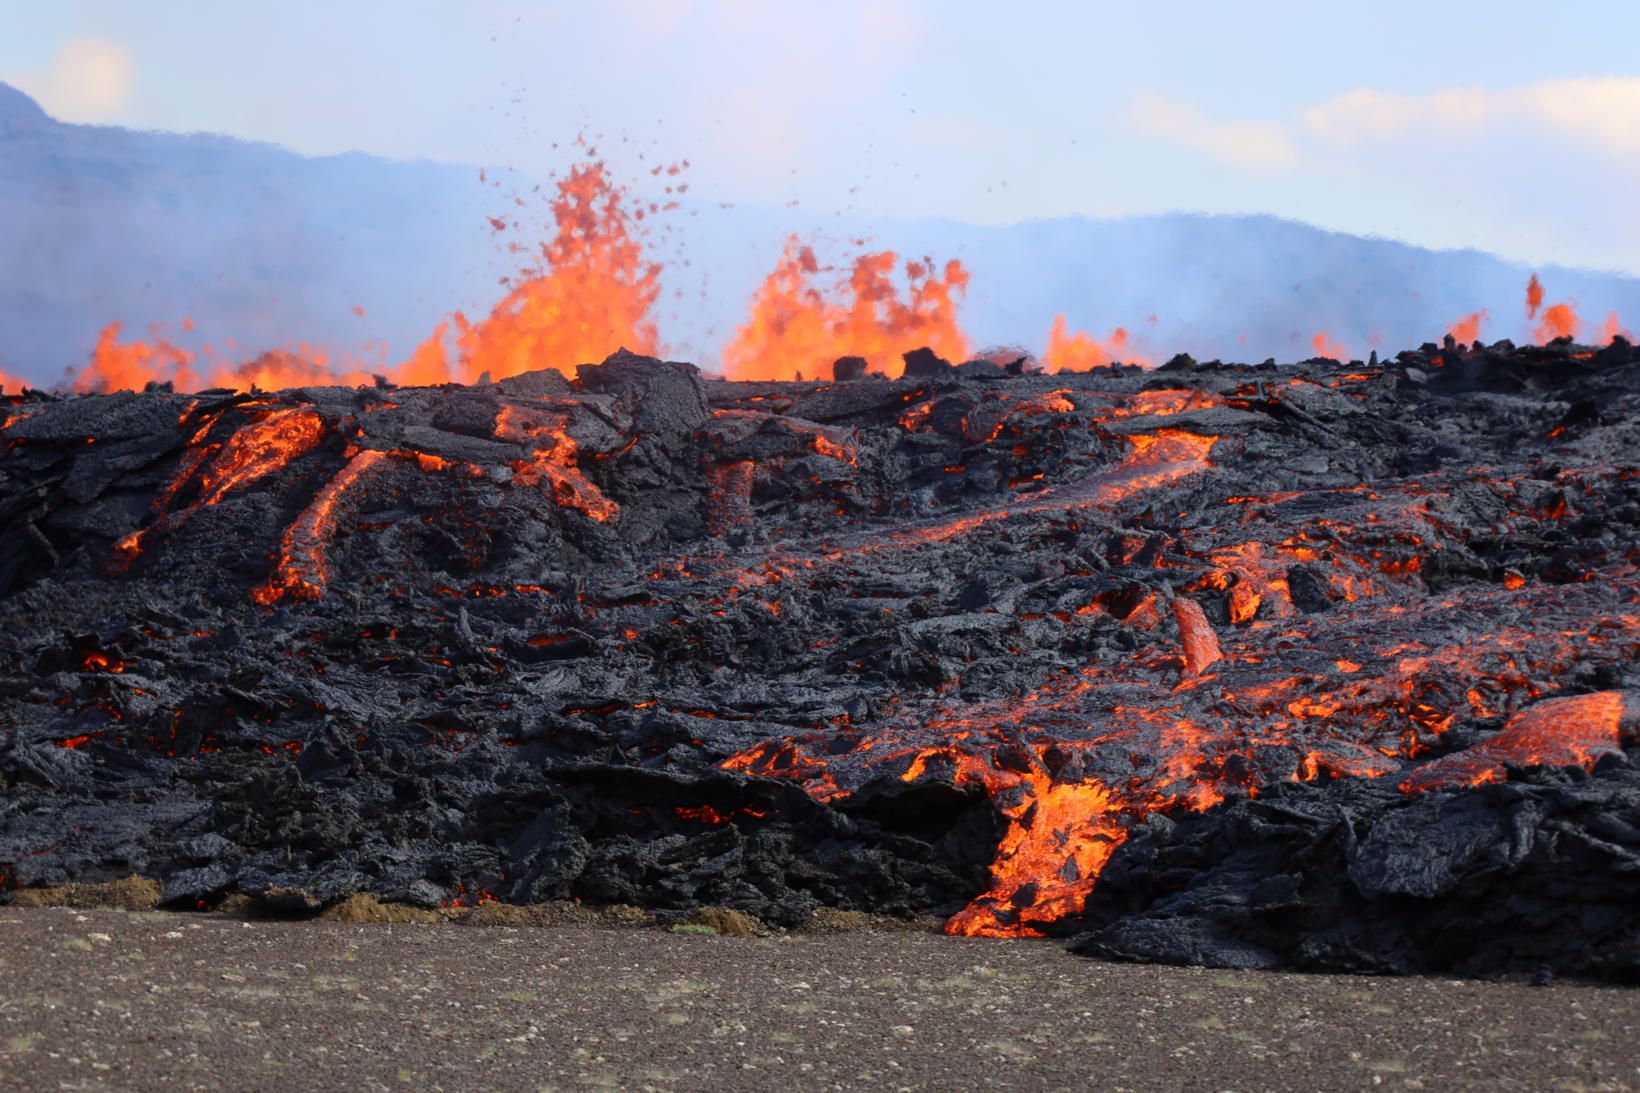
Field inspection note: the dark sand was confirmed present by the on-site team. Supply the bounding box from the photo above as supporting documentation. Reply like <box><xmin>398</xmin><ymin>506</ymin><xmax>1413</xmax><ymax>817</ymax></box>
<box><xmin>1</xmin><ymin>907</ymin><xmax>1636</xmax><ymax>1091</ymax></box>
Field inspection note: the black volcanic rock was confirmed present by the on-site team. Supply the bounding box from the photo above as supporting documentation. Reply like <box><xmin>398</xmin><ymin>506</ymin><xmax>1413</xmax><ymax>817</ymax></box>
<box><xmin>1071</xmin><ymin>753</ymin><xmax>1640</xmax><ymax>980</ymax></box>
<box><xmin>494</xmin><ymin>368</ymin><xmax>574</xmax><ymax>399</ymax></box>
<box><xmin>4</xmin><ymin>392</ymin><xmax>181</xmax><ymax>443</ymax></box>
<box><xmin>1286</xmin><ymin>564</ymin><xmax>1334</xmax><ymax>613</ymax></box>
<box><xmin>833</xmin><ymin>356</ymin><xmax>868</xmax><ymax>382</ymax></box>
<box><xmin>3</xmin><ymin>343</ymin><xmax>1640</xmax><ymax>980</ymax></box>
<box><xmin>901</xmin><ymin>347</ymin><xmax>952</xmax><ymax>378</ymax></box>
<box><xmin>577</xmin><ymin>349</ymin><xmax>708</xmax><ymax>441</ymax></box>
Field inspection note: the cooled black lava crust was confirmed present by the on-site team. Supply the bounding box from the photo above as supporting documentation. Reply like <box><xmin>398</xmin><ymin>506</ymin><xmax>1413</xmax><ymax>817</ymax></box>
<box><xmin>3</xmin><ymin>341</ymin><xmax>1639</xmax><ymax>978</ymax></box>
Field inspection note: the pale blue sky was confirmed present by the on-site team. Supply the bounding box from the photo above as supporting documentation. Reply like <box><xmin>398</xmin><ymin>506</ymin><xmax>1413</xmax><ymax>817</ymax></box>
<box><xmin>3</xmin><ymin>0</ymin><xmax>1639</xmax><ymax>271</ymax></box>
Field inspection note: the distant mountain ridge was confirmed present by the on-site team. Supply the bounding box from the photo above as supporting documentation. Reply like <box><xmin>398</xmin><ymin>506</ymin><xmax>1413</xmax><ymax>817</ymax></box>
<box><xmin>3</xmin><ymin>82</ymin><xmax>1637</xmax><ymax>384</ymax></box>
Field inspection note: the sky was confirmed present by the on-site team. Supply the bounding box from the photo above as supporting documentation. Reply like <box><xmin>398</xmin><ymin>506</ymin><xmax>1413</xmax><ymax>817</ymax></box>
<box><xmin>2</xmin><ymin>0</ymin><xmax>1639</xmax><ymax>273</ymax></box>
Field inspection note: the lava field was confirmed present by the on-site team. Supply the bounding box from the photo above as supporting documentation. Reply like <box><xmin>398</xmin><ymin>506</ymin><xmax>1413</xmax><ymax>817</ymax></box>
<box><xmin>3</xmin><ymin>339</ymin><xmax>1639</xmax><ymax>979</ymax></box>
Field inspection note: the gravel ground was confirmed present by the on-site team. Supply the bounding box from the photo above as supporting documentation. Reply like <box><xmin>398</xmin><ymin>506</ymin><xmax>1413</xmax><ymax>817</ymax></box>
<box><xmin>1</xmin><ymin>907</ymin><xmax>1637</xmax><ymax>1091</ymax></box>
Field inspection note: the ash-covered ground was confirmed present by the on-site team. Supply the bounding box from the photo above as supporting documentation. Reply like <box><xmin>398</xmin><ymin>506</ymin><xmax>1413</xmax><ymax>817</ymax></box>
<box><xmin>3</xmin><ymin>340</ymin><xmax>1638</xmax><ymax>979</ymax></box>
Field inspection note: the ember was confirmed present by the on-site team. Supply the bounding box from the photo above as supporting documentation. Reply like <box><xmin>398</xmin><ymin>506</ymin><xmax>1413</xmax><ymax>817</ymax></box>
<box><xmin>3</xmin><ymin>332</ymin><xmax>1639</xmax><ymax>982</ymax></box>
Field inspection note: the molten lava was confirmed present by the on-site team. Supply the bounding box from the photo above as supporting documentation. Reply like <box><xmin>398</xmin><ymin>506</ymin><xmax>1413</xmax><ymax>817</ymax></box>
<box><xmin>1535</xmin><ymin>302</ymin><xmax>1582</xmax><ymax>344</ymax></box>
<box><xmin>1310</xmin><ymin>332</ymin><xmax>1348</xmax><ymax>361</ymax></box>
<box><xmin>1400</xmin><ymin>692</ymin><xmax>1634</xmax><ymax>793</ymax></box>
<box><xmin>453</xmin><ymin>163</ymin><xmax>662</xmax><ymax>382</ymax></box>
<box><xmin>1044</xmin><ymin>315</ymin><xmax>1144</xmax><ymax>371</ymax></box>
<box><xmin>688</xmin><ymin>371</ymin><xmax>1640</xmax><ymax>939</ymax></box>
<box><xmin>722</xmin><ymin>240</ymin><xmax>970</xmax><ymax>381</ymax></box>
<box><xmin>7</xmin><ymin>166</ymin><xmax>1640</xmax><ymax>967</ymax></box>
<box><xmin>1524</xmin><ymin>274</ymin><xmax>1584</xmax><ymax>345</ymax></box>
<box><xmin>942</xmin><ymin>763</ymin><xmax>1128</xmax><ymax>938</ymax></box>
<box><xmin>494</xmin><ymin>405</ymin><xmax>619</xmax><ymax>523</ymax></box>
<box><xmin>50</xmin><ymin>160</ymin><xmax>665</xmax><ymax>393</ymax></box>
<box><xmin>76</xmin><ymin>323</ymin><xmax>197</xmax><ymax>394</ymax></box>
<box><xmin>1601</xmin><ymin>312</ymin><xmax>1633</xmax><ymax>345</ymax></box>
<box><xmin>1448</xmin><ymin>309</ymin><xmax>1487</xmax><ymax>345</ymax></box>
<box><xmin>196</xmin><ymin>410</ymin><xmax>327</xmax><ymax>506</ymax></box>
<box><xmin>1173</xmin><ymin>597</ymin><xmax>1223</xmax><ymax>677</ymax></box>
<box><xmin>252</xmin><ymin>449</ymin><xmax>387</xmax><ymax>604</ymax></box>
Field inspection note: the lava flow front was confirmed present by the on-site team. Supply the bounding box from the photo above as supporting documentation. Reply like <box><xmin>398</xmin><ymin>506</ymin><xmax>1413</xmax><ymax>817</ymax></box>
<box><xmin>3</xmin><ymin>333</ymin><xmax>1640</xmax><ymax>980</ymax></box>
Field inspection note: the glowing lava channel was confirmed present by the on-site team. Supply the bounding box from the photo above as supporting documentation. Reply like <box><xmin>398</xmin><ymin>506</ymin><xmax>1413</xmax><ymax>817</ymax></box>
<box><xmin>253</xmin><ymin>449</ymin><xmax>387</xmax><ymax>605</ymax></box>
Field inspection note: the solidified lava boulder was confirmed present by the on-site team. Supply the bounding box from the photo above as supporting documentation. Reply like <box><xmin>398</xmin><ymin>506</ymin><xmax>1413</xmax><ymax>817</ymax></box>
<box><xmin>576</xmin><ymin>348</ymin><xmax>709</xmax><ymax>442</ymax></box>
<box><xmin>833</xmin><ymin>356</ymin><xmax>868</xmax><ymax>382</ymax></box>
<box><xmin>1071</xmin><ymin>752</ymin><xmax>1640</xmax><ymax>980</ymax></box>
<box><xmin>901</xmin><ymin>346</ymin><xmax>952</xmax><ymax>377</ymax></box>
<box><xmin>3</xmin><ymin>341</ymin><xmax>1640</xmax><ymax>979</ymax></box>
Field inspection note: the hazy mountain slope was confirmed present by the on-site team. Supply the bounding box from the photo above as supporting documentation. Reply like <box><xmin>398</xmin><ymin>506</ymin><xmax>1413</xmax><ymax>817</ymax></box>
<box><xmin>3</xmin><ymin>81</ymin><xmax>1637</xmax><ymax>384</ymax></box>
<box><xmin>0</xmin><ymin>82</ymin><xmax>495</xmax><ymax>382</ymax></box>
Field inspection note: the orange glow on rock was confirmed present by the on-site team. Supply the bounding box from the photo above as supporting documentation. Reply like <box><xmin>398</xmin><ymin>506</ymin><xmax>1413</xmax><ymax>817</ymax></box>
<box><xmin>1400</xmin><ymin>692</ymin><xmax>1632</xmax><ymax>793</ymax></box>
<box><xmin>253</xmin><ymin>448</ymin><xmax>387</xmax><ymax>605</ymax></box>
<box><xmin>945</xmin><ymin>771</ymin><xmax>1127</xmax><ymax>938</ymax></box>
<box><xmin>494</xmin><ymin>405</ymin><xmax>619</xmax><ymax>523</ymax></box>
<box><xmin>196</xmin><ymin>409</ymin><xmax>326</xmax><ymax>506</ymax></box>
<box><xmin>1173</xmin><ymin>597</ymin><xmax>1223</xmax><ymax>676</ymax></box>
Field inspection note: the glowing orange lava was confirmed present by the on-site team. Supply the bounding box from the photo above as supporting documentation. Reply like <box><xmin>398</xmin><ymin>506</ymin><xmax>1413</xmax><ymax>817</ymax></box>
<box><xmin>1535</xmin><ymin>302</ymin><xmax>1582</xmax><ymax>344</ymax></box>
<box><xmin>1400</xmin><ymin>692</ymin><xmax>1633</xmax><ymax>793</ymax></box>
<box><xmin>1044</xmin><ymin>314</ymin><xmax>1145</xmax><ymax>371</ymax></box>
<box><xmin>453</xmin><ymin>162</ymin><xmax>661</xmax><ymax>382</ymax></box>
<box><xmin>493</xmin><ymin>404</ymin><xmax>619</xmax><ymax>522</ymax></box>
<box><xmin>196</xmin><ymin>410</ymin><xmax>327</xmax><ymax>506</ymax></box>
<box><xmin>722</xmin><ymin>239</ymin><xmax>970</xmax><ymax>381</ymax></box>
<box><xmin>56</xmin><ymin>160</ymin><xmax>664</xmax><ymax>393</ymax></box>
<box><xmin>1173</xmin><ymin>597</ymin><xmax>1223</xmax><ymax>676</ymax></box>
<box><xmin>943</xmin><ymin>764</ymin><xmax>1128</xmax><ymax>938</ymax></box>
<box><xmin>1602</xmin><ymin>312</ymin><xmax>1633</xmax><ymax>345</ymax></box>
<box><xmin>1311</xmin><ymin>332</ymin><xmax>1348</xmax><ymax>361</ymax></box>
<box><xmin>253</xmin><ymin>449</ymin><xmax>387</xmax><ymax>604</ymax></box>
<box><xmin>1447</xmin><ymin>309</ymin><xmax>1487</xmax><ymax>345</ymax></box>
<box><xmin>76</xmin><ymin>323</ymin><xmax>197</xmax><ymax>393</ymax></box>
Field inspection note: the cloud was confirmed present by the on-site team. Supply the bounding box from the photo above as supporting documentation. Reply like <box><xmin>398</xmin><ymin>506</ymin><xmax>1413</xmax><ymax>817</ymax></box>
<box><xmin>1116</xmin><ymin>78</ymin><xmax>1640</xmax><ymax>272</ymax></box>
<box><xmin>1302</xmin><ymin>78</ymin><xmax>1640</xmax><ymax>163</ymax></box>
<box><xmin>609</xmin><ymin>0</ymin><xmax>697</xmax><ymax>36</ymax></box>
<box><xmin>9</xmin><ymin>37</ymin><xmax>137</xmax><ymax>124</ymax></box>
<box><xmin>1125</xmin><ymin>78</ymin><xmax>1640</xmax><ymax>175</ymax></box>
<box><xmin>646</xmin><ymin>0</ymin><xmax>930</xmax><ymax>198</ymax></box>
<box><xmin>1121</xmin><ymin>91</ymin><xmax>1300</xmax><ymax>174</ymax></box>
<box><xmin>851</xmin><ymin>1</ymin><xmax>925</xmax><ymax>55</ymax></box>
